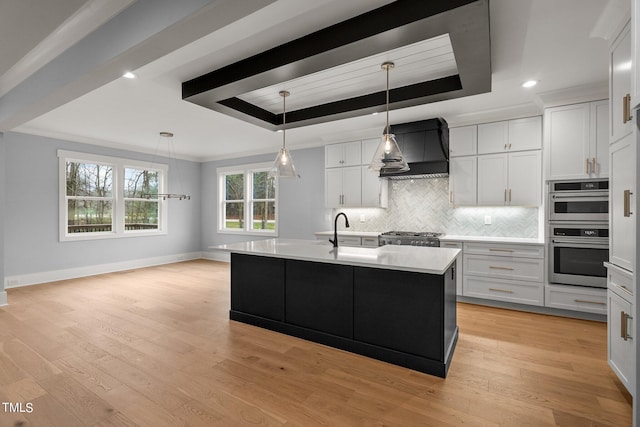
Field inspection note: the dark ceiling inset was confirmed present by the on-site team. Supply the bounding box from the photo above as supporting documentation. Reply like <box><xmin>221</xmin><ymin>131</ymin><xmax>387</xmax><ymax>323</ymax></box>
<box><xmin>182</xmin><ymin>0</ymin><xmax>491</xmax><ymax>130</ymax></box>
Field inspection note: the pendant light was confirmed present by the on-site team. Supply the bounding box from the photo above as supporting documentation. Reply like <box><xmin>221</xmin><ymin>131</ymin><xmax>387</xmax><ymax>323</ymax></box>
<box><xmin>270</xmin><ymin>90</ymin><xmax>299</xmax><ymax>178</ymax></box>
<box><xmin>369</xmin><ymin>61</ymin><xmax>409</xmax><ymax>173</ymax></box>
<box><xmin>142</xmin><ymin>132</ymin><xmax>190</xmax><ymax>200</ymax></box>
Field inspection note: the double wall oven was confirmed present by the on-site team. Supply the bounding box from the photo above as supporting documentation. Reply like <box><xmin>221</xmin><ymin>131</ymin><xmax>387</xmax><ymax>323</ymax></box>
<box><xmin>548</xmin><ymin>179</ymin><xmax>609</xmax><ymax>288</ymax></box>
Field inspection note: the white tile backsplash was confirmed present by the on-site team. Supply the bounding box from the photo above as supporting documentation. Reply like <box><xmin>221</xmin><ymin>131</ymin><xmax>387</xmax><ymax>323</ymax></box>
<box><xmin>334</xmin><ymin>177</ymin><xmax>539</xmax><ymax>238</ymax></box>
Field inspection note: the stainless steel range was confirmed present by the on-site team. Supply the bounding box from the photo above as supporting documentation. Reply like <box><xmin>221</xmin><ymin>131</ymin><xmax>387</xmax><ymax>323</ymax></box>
<box><xmin>379</xmin><ymin>231</ymin><xmax>442</xmax><ymax>247</ymax></box>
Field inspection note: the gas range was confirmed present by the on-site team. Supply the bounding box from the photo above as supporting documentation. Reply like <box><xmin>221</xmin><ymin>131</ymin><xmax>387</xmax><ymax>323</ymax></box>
<box><xmin>379</xmin><ymin>231</ymin><xmax>443</xmax><ymax>247</ymax></box>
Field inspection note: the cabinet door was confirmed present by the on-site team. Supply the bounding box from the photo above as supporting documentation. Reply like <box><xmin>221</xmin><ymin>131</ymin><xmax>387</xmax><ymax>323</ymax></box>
<box><xmin>508</xmin><ymin>116</ymin><xmax>542</xmax><ymax>151</ymax></box>
<box><xmin>341</xmin><ymin>166</ymin><xmax>362</xmax><ymax>207</ymax></box>
<box><xmin>325</xmin><ymin>168</ymin><xmax>343</xmax><ymax>208</ymax></box>
<box><xmin>343</xmin><ymin>141</ymin><xmax>362</xmax><ymax>166</ymax></box>
<box><xmin>477</xmin><ymin>121</ymin><xmax>509</xmax><ymax>154</ymax></box>
<box><xmin>361</xmin><ymin>166</ymin><xmax>387</xmax><ymax>207</ymax></box>
<box><xmin>361</xmin><ymin>138</ymin><xmax>379</xmax><ymax>166</ymax></box>
<box><xmin>508</xmin><ymin>150</ymin><xmax>541</xmax><ymax>206</ymax></box>
<box><xmin>449</xmin><ymin>125</ymin><xmax>477</xmax><ymax>156</ymax></box>
<box><xmin>231</xmin><ymin>254</ymin><xmax>285</xmax><ymax>321</ymax></box>
<box><xmin>608</xmin><ymin>289</ymin><xmax>635</xmax><ymax>394</ymax></box>
<box><xmin>610</xmin><ymin>134</ymin><xmax>636</xmax><ymax>272</ymax></box>
<box><xmin>544</xmin><ymin>103</ymin><xmax>591</xmax><ymax>180</ymax></box>
<box><xmin>449</xmin><ymin>156</ymin><xmax>477</xmax><ymax>206</ymax></box>
<box><xmin>477</xmin><ymin>153</ymin><xmax>508</xmax><ymax>205</ymax></box>
<box><xmin>610</xmin><ymin>23</ymin><xmax>632</xmax><ymax>143</ymax></box>
<box><xmin>590</xmin><ymin>100</ymin><xmax>609</xmax><ymax>177</ymax></box>
<box><xmin>325</xmin><ymin>144</ymin><xmax>344</xmax><ymax>168</ymax></box>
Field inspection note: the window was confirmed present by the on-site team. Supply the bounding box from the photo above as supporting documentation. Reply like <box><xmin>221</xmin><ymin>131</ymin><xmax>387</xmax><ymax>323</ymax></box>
<box><xmin>59</xmin><ymin>150</ymin><xmax>168</xmax><ymax>240</ymax></box>
<box><xmin>218</xmin><ymin>163</ymin><xmax>278</xmax><ymax>235</ymax></box>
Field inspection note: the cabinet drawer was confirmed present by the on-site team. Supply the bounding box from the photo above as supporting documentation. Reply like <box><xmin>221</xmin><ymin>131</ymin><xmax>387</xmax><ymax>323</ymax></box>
<box><xmin>440</xmin><ymin>241</ymin><xmax>463</xmax><ymax>249</ymax></box>
<box><xmin>464</xmin><ymin>242</ymin><xmax>544</xmax><ymax>258</ymax></box>
<box><xmin>605</xmin><ymin>262</ymin><xmax>634</xmax><ymax>298</ymax></box>
<box><xmin>464</xmin><ymin>254</ymin><xmax>544</xmax><ymax>282</ymax></box>
<box><xmin>545</xmin><ymin>284</ymin><xmax>607</xmax><ymax>314</ymax></box>
<box><xmin>361</xmin><ymin>237</ymin><xmax>379</xmax><ymax>248</ymax></box>
<box><xmin>463</xmin><ymin>275</ymin><xmax>543</xmax><ymax>306</ymax></box>
<box><xmin>338</xmin><ymin>236</ymin><xmax>362</xmax><ymax>247</ymax></box>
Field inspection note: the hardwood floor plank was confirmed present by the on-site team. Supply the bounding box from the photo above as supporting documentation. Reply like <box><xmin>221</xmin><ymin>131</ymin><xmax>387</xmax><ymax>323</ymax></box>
<box><xmin>0</xmin><ymin>260</ymin><xmax>631</xmax><ymax>426</ymax></box>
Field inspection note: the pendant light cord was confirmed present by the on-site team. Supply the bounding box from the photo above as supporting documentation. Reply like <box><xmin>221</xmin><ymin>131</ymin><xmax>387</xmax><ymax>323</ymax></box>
<box><xmin>385</xmin><ymin>65</ymin><xmax>390</xmax><ymax>135</ymax></box>
<box><xmin>282</xmin><ymin>93</ymin><xmax>286</xmax><ymax>148</ymax></box>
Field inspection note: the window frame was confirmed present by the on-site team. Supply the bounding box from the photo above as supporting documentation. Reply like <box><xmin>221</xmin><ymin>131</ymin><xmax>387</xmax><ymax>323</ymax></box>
<box><xmin>217</xmin><ymin>162</ymin><xmax>279</xmax><ymax>236</ymax></box>
<box><xmin>58</xmin><ymin>150</ymin><xmax>168</xmax><ymax>241</ymax></box>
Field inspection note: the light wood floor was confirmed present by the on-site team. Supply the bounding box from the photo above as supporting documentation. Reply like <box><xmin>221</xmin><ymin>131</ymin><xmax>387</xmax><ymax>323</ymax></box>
<box><xmin>0</xmin><ymin>259</ymin><xmax>632</xmax><ymax>426</ymax></box>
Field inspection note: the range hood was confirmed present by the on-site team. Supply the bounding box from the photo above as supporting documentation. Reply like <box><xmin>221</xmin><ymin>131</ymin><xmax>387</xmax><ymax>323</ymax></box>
<box><xmin>379</xmin><ymin>118</ymin><xmax>449</xmax><ymax>179</ymax></box>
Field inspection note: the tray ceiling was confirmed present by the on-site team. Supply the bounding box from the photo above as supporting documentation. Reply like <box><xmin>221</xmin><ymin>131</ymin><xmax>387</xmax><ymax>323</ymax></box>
<box><xmin>182</xmin><ymin>0</ymin><xmax>491</xmax><ymax>130</ymax></box>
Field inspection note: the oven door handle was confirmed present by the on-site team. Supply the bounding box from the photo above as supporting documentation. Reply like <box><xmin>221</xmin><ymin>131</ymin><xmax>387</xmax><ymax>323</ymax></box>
<box><xmin>551</xmin><ymin>194</ymin><xmax>607</xmax><ymax>199</ymax></box>
<box><xmin>551</xmin><ymin>239</ymin><xmax>609</xmax><ymax>248</ymax></box>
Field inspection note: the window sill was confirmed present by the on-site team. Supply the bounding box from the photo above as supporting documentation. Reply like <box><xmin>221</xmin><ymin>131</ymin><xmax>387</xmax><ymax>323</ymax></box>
<box><xmin>60</xmin><ymin>229</ymin><xmax>168</xmax><ymax>242</ymax></box>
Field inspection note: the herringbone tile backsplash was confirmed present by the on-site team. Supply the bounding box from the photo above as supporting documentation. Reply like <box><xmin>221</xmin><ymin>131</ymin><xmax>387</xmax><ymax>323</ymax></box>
<box><xmin>336</xmin><ymin>177</ymin><xmax>539</xmax><ymax>238</ymax></box>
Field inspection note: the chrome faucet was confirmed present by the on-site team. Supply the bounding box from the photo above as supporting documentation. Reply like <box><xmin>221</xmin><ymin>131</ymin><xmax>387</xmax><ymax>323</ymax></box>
<box><xmin>329</xmin><ymin>212</ymin><xmax>350</xmax><ymax>248</ymax></box>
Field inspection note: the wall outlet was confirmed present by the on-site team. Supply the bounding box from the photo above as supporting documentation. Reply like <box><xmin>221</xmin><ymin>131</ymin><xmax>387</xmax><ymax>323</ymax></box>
<box><xmin>360</xmin><ymin>214</ymin><xmax>366</xmax><ymax>223</ymax></box>
<box><xmin>484</xmin><ymin>215</ymin><xmax>492</xmax><ymax>225</ymax></box>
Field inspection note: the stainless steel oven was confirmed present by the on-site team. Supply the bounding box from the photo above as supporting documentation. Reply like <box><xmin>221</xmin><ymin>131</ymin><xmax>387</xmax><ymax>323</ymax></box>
<box><xmin>549</xmin><ymin>222</ymin><xmax>609</xmax><ymax>288</ymax></box>
<box><xmin>549</xmin><ymin>179</ymin><xmax>608</xmax><ymax>222</ymax></box>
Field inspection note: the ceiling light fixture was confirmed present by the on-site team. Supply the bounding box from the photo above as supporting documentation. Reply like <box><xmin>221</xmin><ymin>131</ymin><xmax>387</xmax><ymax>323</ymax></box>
<box><xmin>522</xmin><ymin>80</ymin><xmax>538</xmax><ymax>88</ymax></box>
<box><xmin>123</xmin><ymin>71</ymin><xmax>136</xmax><ymax>79</ymax></box>
<box><xmin>369</xmin><ymin>61</ymin><xmax>409</xmax><ymax>173</ymax></box>
<box><xmin>142</xmin><ymin>132</ymin><xmax>190</xmax><ymax>200</ymax></box>
<box><xmin>270</xmin><ymin>90</ymin><xmax>299</xmax><ymax>178</ymax></box>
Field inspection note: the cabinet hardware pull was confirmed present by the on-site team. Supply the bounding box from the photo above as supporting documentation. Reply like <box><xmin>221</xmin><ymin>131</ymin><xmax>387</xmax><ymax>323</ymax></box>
<box><xmin>621</xmin><ymin>311</ymin><xmax>633</xmax><ymax>341</ymax></box>
<box><xmin>504</xmin><ymin>189</ymin><xmax>507</xmax><ymax>203</ymax></box>
<box><xmin>508</xmin><ymin>188</ymin><xmax>512</xmax><ymax>203</ymax></box>
<box><xmin>624</xmin><ymin>189</ymin><xmax>633</xmax><ymax>217</ymax></box>
<box><xmin>489</xmin><ymin>248</ymin><xmax>514</xmax><ymax>252</ymax></box>
<box><xmin>574</xmin><ymin>299</ymin><xmax>606</xmax><ymax>305</ymax></box>
<box><xmin>504</xmin><ymin>143</ymin><xmax>507</xmax><ymax>150</ymax></box>
<box><xmin>489</xmin><ymin>288</ymin><xmax>513</xmax><ymax>294</ymax></box>
<box><xmin>623</xmin><ymin>94</ymin><xmax>633</xmax><ymax>124</ymax></box>
<box><xmin>591</xmin><ymin>158</ymin><xmax>597</xmax><ymax>174</ymax></box>
<box><xmin>508</xmin><ymin>143</ymin><xmax>512</xmax><ymax>149</ymax></box>
<box><xmin>489</xmin><ymin>266</ymin><xmax>514</xmax><ymax>270</ymax></box>
<box><xmin>616</xmin><ymin>284</ymin><xmax>633</xmax><ymax>296</ymax></box>
<box><xmin>449</xmin><ymin>190</ymin><xmax>453</xmax><ymax>204</ymax></box>
<box><xmin>585</xmin><ymin>158</ymin><xmax>590</xmax><ymax>174</ymax></box>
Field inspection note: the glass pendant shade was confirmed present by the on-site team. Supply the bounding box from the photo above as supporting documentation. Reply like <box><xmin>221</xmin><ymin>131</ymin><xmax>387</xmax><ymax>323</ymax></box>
<box><xmin>369</xmin><ymin>61</ymin><xmax>409</xmax><ymax>173</ymax></box>
<box><xmin>269</xmin><ymin>90</ymin><xmax>299</xmax><ymax>179</ymax></box>
<box><xmin>270</xmin><ymin>146</ymin><xmax>297</xmax><ymax>177</ymax></box>
<box><xmin>369</xmin><ymin>132</ymin><xmax>409</xmax><ymax>172</ymax></box>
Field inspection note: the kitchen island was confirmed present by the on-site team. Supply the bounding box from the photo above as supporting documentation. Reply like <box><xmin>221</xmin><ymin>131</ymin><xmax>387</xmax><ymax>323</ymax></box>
<box><xmin>212</xmin><ymin>239</ymin><xmax>460</xmax><ymax>378</ymax></box>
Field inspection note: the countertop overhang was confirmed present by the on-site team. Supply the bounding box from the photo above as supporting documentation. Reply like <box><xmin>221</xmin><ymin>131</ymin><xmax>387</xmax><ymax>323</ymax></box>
<box><xmin>211</xmin><ymin>238</ymin><xmax>460</xmax><ymax>275</ymax></box>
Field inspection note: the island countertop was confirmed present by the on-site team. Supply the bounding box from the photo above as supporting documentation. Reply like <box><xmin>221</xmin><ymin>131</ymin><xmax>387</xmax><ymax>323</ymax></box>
<box><xmin>211</xmin><ymin>238</ymin><xmax>460</xmax><ymax>275</ymax></box>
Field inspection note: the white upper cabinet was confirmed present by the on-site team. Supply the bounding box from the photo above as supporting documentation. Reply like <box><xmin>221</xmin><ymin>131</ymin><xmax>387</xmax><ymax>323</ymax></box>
<box><xmin>449</xmin><ymin>125</ymin><xmax>477</xmax><ymax>157</ymax></box>
<box><xmin>325</xmin><ymin>141</ymin><xmax>362</xmax><ymax>168</ymax></box>
<box><xmin>477</xmin><ymin>117</ymin><xmax>541</xmax><ymax>154</ymax></box>
<box><xmin>544</xmin><ymin>101</ymin><xmax>609</xmax><ymax>180</ymax></box>
<box><xmin>477</xmin><ymin>151</ymin><xmax>541</xmax><ymax>207</ymax></box>
<box><xmin>449</xmin><ymin>156</ymin><xmax>477</xmax><ymax>206</ymax></box>
<box><xmin>361</xmin><ymin>138</ymin><xmax>379</xmax><ymax>166</ymax></box>
<box><xmin>610</xmin><ymin>22</ymin><xmax>633</xmax><ymax>143</ymax></box>
<box><xmin>507</xmin><ymin>117</ymin><xmax>542</xmax><ymax>152</ymax></box>
<box><xmin>361</xmin><ymin>166</ymin><xmax>388</xmax><ymax>208</ymax></box>
<box><xmin>477</xmin><ymin>121</ymin><xmax>509</xmax><ymax>154</ymax></box>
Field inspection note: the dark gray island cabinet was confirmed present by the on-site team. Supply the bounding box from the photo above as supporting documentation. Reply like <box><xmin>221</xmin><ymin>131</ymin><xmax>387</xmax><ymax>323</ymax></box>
<box><xmin>221</xmin><ymin>240</ymin><xmax>459</xmax><ymax>378</ymax></box>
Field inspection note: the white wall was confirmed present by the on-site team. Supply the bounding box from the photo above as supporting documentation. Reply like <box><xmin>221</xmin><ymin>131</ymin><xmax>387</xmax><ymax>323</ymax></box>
<box><xmin>3</xmin><ymin>132</ymin><xmax>202</xmax><ymax>286</ymax></box>
<box><xmin>0</xmin><ymin>133</ymin><xmax>6</xmax><ymax>304</ymax></box>
<box><xmin>200</xmin><ymin>146</ymin><xmax>330</xmax><ymax>253</ymax></box>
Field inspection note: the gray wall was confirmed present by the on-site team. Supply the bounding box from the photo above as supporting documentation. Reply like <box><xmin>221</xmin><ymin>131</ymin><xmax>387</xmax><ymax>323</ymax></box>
<box><xmin>200</xmin><ymin>146</ymin><xmax>330</xmax><ymax>249</ymax></box>
<box><xmin>3</xmin><ymin>132</ymin><xmax>202</xmax><ymax>277</ymax></box>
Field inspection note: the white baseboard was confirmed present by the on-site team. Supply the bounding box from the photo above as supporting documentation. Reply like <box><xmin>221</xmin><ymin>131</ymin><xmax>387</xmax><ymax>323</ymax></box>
<box><xmin>4</xmin><ymin>251</ymin><xmax>204</xmax><ymax>289</ymax></box>
<box><xmin>0</xmin><ymin>291</ymin><xmax>6</xmax><ymax>306</ymax></box>
<box><xmin>202</xmin><ymin>250</ymin><xmax>230</xmax><ymax>263</ymax></box>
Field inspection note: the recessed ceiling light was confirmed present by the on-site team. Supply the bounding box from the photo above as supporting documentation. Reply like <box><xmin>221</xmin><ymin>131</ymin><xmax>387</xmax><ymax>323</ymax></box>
<box><xmin>123</xmin><ymin>71</ymin><xmax>136</xmax><ymax>79</ymax></box>
<box><xmin>522</xmin><ymin>80</ymin><xmax>538</xmax><ymax>88</ymax></box>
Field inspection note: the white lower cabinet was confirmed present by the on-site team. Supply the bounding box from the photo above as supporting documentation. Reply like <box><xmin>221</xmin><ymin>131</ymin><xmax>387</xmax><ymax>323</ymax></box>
<box><xmin>440</xmin><ymin>241</ymin><xmax>463</xmax><ymax>295</ymax></box>
<box><xmin>606</xmin><ymin>263</ymin><xmax>635</xmax><ymax>396</ymax></box>
<box><xmin>462</xmin><ymin>242</ymin><xmax>544</xmax><ymax>306</ymax></box>
<box><xmin>544</xmin><ymin>284</ymin><xmax>607</xmax><ymax>315</ymax></box>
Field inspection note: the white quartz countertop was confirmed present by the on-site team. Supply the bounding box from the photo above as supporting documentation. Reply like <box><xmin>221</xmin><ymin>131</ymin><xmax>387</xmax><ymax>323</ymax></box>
<box><xmin>440</xmin><ymin>235</ymin><xmax>545</xmax><ymax>245</ymax></box>
<box><xmin>211</xmin><ymin>238</ymin><xmax>460</xmax><ymax>275</ymax></box>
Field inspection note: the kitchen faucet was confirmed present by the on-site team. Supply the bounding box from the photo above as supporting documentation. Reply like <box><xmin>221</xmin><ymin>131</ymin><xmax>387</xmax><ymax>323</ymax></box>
<box><xmin>329</xmin><ymin>212</ymin><xmax>350</xmax><ymax>248</ymax></box>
